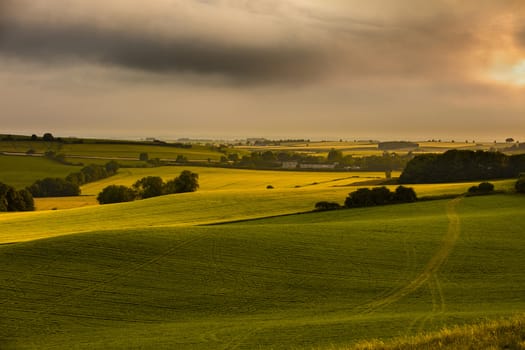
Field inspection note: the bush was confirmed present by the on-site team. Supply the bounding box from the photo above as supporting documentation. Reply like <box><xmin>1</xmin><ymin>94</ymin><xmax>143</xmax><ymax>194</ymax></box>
<box><xmin>516</xmin><ymin>178</ymin><xmax>525</xmax><ymax>193</ymax></box>
<box><xmin>478</xmin><ymin>182</ymin><xmax>495</xmax><ymax>192</ymax></box>
<box><xmin>266</xmin><ymin>185</ymin><xmax>274</xmax><ymax>189</ymax></box>
<box><xmin>27</xmin><ymin>178</ymin><xmax>80</xmax><ymax>197</ymax></box>
<box><xmin>345</xmin><ymin>186</ymin><xmax>417</xmax><ymax>208</ymax></box>
<box><xmin>97</xmin><ymin>185</ymin><xmax>136</xmax><ymax>204</ymax></box>
<box><xmin>315</xmin><ymin>201</ymin><xmax>341</xmax><ymax>211</ymax></box>
<box><xmin>468</xmin><ymin>182</ymin><xmax>495</xmax><ymax>194</ymax></box>
<box><xmin>393</xmin><ymin>185</ymin><xmax>417</xmax><ymax>202</ymax></box>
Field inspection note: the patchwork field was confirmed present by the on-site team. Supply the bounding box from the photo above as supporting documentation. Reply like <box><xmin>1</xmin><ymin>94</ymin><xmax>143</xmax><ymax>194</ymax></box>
<box><xmin>0</xmin><ymin>141</ymin><xmax>225</xmax><ymax>161</ymax></box>
<box><xmin>1</xmin><ymin>140</ymin><xmax>524</xmax><ymax>349</ymax></box>
<box><xmin>1</xmin><ymin>194</ymin><xmax>524</xmax><ymax>349</ymax></box>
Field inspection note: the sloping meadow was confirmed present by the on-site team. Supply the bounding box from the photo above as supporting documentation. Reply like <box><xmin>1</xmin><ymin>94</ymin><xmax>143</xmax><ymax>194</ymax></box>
<box><xmin>1</xmin><ymin>194</ymin><xmax>525</xmax><ymax>349</ymax></box>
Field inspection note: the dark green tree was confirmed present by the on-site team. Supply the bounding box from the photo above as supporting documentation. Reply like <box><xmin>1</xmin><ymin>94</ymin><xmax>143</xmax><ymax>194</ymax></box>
<box><xmin>327</xmin><ymin>149</ymin><xmax>344</xmax><ymax>163</ymax></box>
<box><xmin>133</xmin><ymin>176</ymin><xmax>164</xmax><ymax>199</ymax></box>
<box><xmin>97</xmin><ymin>185</ymin><xmax>136</xmax><ymax>204</ymax></box>
<box><xmin>393</xmin><ymin>185</ymin><xmax>417</xmax><ymax>203</ymax></box>
<box><xmin>0</xmin><ymin>182</ymin><xmax>34</xmax><ymax>212</ymax></box>
<box><xmin>105</xmin><ymin>160</ymin><xmax>120</xmax><ymax>175</ymax></box>
<box><xmin>165</xmin><ymin>170</ymin><xmax>199</xmax><ymax>194</ymax></box>
<box><xmin>42</xmin><ymin>132</ymin><xmax>54</xmax><ymax>142</ymax></box>
<box><xmin>27</xmin><ymin>178</ymin><xmax>80</xmax><ymax>197</ymax></box>
<box><xmin>371</xmin><ymin>186</ymin><xmax>393</xmax><ymax>205</ymax></box>
<box><xmin>345</xmin><ymin>188</ymin><xmax>374</xmax><ymax>208</ymax></box>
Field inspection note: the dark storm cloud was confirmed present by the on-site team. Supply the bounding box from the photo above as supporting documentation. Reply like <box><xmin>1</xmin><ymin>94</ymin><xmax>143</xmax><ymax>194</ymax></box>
<box><xmin>0</xmin><ymin>19</ymin><xmax>326</xmax><ymax>84</ymax></box>
<box><xmin>0</xmin><ymin>0</ymin><xmax>522</xmax><ymax>85</ymax></box>
<box><xmin>0</xmin><ymin>12</ymin><xmax>471</xmax><ymax>84</ymax></box>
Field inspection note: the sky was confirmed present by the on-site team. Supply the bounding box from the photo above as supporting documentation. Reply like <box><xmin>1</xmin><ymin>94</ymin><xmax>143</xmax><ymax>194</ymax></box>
<box><xmin>1</xmin><ymin>0</ymin><xmax>525</xmax><ymax>141</ymax></box>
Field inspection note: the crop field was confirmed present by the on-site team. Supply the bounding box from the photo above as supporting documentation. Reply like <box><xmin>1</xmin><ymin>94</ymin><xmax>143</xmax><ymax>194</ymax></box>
<box><xmin>1</xmin><ymin>194</ymin><xmax>525</xmax><ymax>349</ymax></box>
<box><xmin>0</xmin><ymin>153</ymin><xmax>515</xmax><ymax>214</ymax></box>
<box><xmin>80</xmin><ymin>167</ymin><xmax>397</xmax><ymax>195</ymax></box>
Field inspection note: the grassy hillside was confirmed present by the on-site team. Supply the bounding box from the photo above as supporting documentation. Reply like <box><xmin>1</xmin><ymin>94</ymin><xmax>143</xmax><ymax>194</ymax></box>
<box><xmin>80</xmin><ymin>167</ymin><xmax>396</xmax><ymax>195</ymax></box>
<box><xmin>1</xmin><ymin>194</ymin><xmax>524</xmax><ymax>349</ymax></box>
<box><xmin>2</xmin><ymin>176</ymin><xmax>516</xmax><ymax>243</ymax></box>
<box><xmin>0</xmin><ymin>155</ymin><xmax>81</xmax><ymax>189</ymax></box>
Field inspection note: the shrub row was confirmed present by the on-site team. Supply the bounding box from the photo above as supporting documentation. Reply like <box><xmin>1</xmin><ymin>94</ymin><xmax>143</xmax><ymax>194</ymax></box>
<box><xmin>345</xmin><ymin>185</ymin><xmax>417</xmax><ymax>208</ymax></box>
<box><xmin>27</xmin><ymin>161</ymin><xmax>120</xmax><ymax>198</ymax></box>
<box><xmin>97</xmin><ymin>170</ymin><xmax>199</xmax><ymax>204</ymax></box>
<box><xmin>315</xmin><ymin>186</ymin><xmax>417</xmax><ymax>211</ymax></box>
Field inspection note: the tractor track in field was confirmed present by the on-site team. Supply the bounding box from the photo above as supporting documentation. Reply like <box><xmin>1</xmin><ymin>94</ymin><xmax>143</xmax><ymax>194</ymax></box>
<box><xmin>357</xmin><ymin>196</ymin><xmax>462</xmax><ymax>314</ymax></box>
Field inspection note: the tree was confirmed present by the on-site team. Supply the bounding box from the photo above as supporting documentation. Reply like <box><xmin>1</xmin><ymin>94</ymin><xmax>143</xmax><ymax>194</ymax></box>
<box><xmin>327</xmin><ymin>149</ymin><xmax>343</xmax><ymax>163</ymax></box>
<box><xmin>27</xmin><ymin>178</ymin><xmax>80</xmax><ymax>197</ymax></box>
<box><xmin>105</xmin><ymin>160</ymin><xmax>120</xmax><ymax>175</ymax></box>
<box><xmin>468</xmin><ymin>182</ymin><xmax>495</xmax><ymax>194</ymax></box>
<box><xmin>0</xmin><ymin>182</ymin><xmax>34</xmax><ymax>212</ymax></box>
<box><xmin>371</xmin><ymin>186</ymin><xmax>393</xmax><ymax>205</ymax></box>
<box><xmin>97</xmin><ymin>185</ymin><xmax>136</xmax><ymax>204</ymax></box>
<box><xmin>393</xmin><ymin>185</ymin><xmax>417</xmax><ymax>203</ymax></box>
<box><xmin>42</xmin><ymin>133</ymin><xmax>54</xmax><ymax>142</ymax></box>
<box><xmin>17</xmin><ymin>189</ymin><xmax>35</xmax><ymax>211</ymax></box>
<box><xmin>139</xmin><ymin>152</ymin><xmax>149</xmax><ymax>161</ymax></box>
<box><xmin>165</xmin><ymin>170</ymin><xmax>199</xmax><ymax>194</ymax></box>
<box><xmin>65</xmin><ymin>172</ymin><xmax>86</xmax><ymax>186</ymax></box>
<box><xmin>133</xmin><ymin>176</ymin><xmax>164</xmax><ymax>199</ymax></box>
<box><xmin>345</xmin><ymin>188</ymin><xmax>374</xmax><ymax>208</ymax></box>
<box><xmin>478</xmin><ymin>182</ymin><xmax>495</xmax><ymax>192</ymax></box>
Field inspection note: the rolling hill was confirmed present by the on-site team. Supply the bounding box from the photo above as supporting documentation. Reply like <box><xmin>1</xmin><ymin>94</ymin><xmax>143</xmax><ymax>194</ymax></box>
<box><xmin>1</xmin><ymin>194</ymin><xmax>524</xmax><ymax>349</ymax></box>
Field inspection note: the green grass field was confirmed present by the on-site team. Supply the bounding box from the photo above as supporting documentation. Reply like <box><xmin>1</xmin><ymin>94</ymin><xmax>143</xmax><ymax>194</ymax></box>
<box><xmin>0</xmin><ymin>141</ymin><xmax>225</xmax><ymax>161</ymax></box>
<box><xmin>2</xmin><ymin>140</ymin><xmax>524</xmax><ymax>348</ymax></box>
<box><xmin>0</xmin><ymin>155</ymin><xmax>81</xmax><ymax>189</ymax></box>
<box><xmin>1</xmin><ymin>193</ymin><xmax>525</xmax><ymax>349</ymax></box>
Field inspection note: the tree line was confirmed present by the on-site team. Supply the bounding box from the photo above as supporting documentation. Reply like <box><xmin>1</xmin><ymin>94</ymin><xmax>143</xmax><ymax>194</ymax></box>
<box><xmin>315</xmin><ymin>185</ymin><xmax>417</xmax><ymax>211</ymax></box>
<box><xmin>399</xmin><ymin>150</ymin><xmax>525</xmax><ymax>183</ymax></box>
<box><xmin>27</xmin><ymin>161</ymin><xmax>120</xmax><ymax>197</ymax></box>
<box><xmin>221</xmin><ymin>149</ymin><xmax>411</xmax><ymax>171</ymax></box>
<box><xmin>97</xmin><ymin>170</ymin><xmax>199</xmax><ymax>204</ymax></box>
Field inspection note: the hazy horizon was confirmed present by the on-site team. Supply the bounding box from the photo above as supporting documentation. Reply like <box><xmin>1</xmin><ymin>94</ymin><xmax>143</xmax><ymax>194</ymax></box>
<box><xmin>1</xmin><ymin>0</ymin><xmax>525</xmax><ymax>141</ymax></box>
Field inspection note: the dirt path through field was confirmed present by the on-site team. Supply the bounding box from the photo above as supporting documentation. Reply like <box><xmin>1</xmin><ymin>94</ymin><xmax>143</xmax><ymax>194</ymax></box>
<box><xmin>360</xmin><ymin>196</ymin><xmax>462</xmax><ymax>313</ymax></box>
